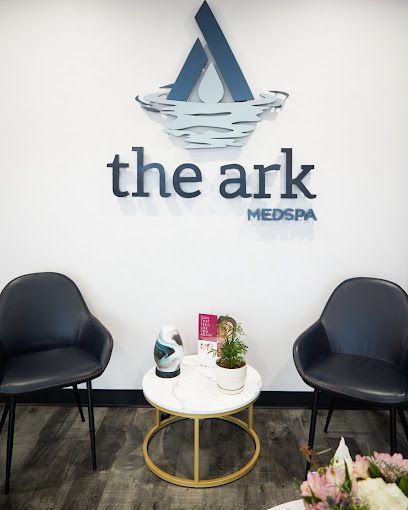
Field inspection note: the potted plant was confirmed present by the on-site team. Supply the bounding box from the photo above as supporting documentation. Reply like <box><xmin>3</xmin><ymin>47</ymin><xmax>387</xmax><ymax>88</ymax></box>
<box><xmin>213</xmin><ymin>315</ymin><xmax>248</xmax><ymax>394</ymax></box>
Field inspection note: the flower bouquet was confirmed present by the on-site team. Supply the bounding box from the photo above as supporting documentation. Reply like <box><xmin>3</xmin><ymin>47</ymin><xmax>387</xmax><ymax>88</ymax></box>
<box><xmin>300</xmin><ymin>438</ymin><xmax>408</xmax><ymax>509</ymax></box>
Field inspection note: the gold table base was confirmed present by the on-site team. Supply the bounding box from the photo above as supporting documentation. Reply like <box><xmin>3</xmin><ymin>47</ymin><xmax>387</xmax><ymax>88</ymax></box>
<box><xmin>143</xmin><ymin>401</ymin><xmax>260</xmax><ymax>488</ymax></box>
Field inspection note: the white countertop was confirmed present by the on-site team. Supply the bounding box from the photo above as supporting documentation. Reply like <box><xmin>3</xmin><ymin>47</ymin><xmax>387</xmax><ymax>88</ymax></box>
<box><xmin>268</xmin><ymin>500</ymin><xmax>304</xmax><ymax>510</ymax></box>
<box><xmin>142</xmin><ymin>354</ymin><xmax>262</xmax><ymax>416</ymax></box>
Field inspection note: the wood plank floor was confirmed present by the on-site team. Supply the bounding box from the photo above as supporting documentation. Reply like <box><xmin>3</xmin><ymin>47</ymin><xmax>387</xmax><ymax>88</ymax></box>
<box><xmin>0</xmin><ymin>405</ymin><xmax>405</xmax><ymax>510</ymax></box>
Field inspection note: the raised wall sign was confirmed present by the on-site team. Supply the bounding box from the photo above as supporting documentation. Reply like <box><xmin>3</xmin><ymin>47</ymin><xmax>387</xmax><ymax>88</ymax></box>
<box><xmin>107</xmin><ymin>1</ymin><xmax>317</xmax><ymax>223</ymax></box>
<box><xmin>136</xmin><ymin>1</ymin><xmax>288</xmax><ymax>149</ymax></box>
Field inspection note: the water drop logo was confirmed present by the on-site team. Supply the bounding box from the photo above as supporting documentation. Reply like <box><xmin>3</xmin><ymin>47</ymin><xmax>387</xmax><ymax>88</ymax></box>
<box><xmin>136</xmin><ymin>1</ymin><xmax>288</xmax><ymax>149</ymax></box>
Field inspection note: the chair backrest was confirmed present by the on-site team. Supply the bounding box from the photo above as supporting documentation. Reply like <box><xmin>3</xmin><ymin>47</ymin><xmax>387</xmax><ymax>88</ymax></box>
<box><xmin>321</xmin><ymin>278</ymin><xmax>408</xmax><ymax>365</ymax></box>
<box><xmin>0</xmin><ymin>272</ymin><xmax>89</xmax><ymax>357</ymax></box>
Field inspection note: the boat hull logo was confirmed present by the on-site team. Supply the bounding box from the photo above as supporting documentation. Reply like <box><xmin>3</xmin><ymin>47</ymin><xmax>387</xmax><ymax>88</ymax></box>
<box><xmin>136</xmin><ymin>1</ymin><xmax>288</xmax><ymax>149</ymax></box>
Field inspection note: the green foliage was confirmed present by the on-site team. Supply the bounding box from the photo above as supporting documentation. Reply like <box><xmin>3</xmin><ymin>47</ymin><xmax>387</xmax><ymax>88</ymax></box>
<box><xmin>368</xmin><ymin>462</ymin><xmax>381</xmax><ymax>479</ymax></box>
<box><xmin>303</xmin><ymin>494</ymin><xmax>321</xmax><ymax>505</ymax></box>
<box><xmin>341</xmin><ymin>461</ymin><xmax>353</xmax><ymax>493</ymax></box>
<box><xmin>398</xmin><ymin>476</ymin><xmax>408</xmax><ymax>497</ymax></box>
<box><xmin>216</xmin><ymin>315</ymin><xmax>248</xmax><ymax>369</ymax></box>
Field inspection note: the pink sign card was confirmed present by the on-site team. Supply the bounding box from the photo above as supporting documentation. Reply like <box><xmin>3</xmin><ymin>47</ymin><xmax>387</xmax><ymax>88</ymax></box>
<box><xmin>198</xmin><ymin>313</ymin><xmax>218</xmax><ymax>341</ymax></box>
<box><xmin>198</xmin><ymin>313</ymin><xmax>218</xmax><ymax>368</ymax></box>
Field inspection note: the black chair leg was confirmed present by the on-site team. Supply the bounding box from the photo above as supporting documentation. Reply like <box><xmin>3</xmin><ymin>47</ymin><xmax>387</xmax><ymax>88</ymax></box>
<box><xmin>324</xmin><ymin>395</ymin><xmax>337</xmax><ymax>433</ymax></box>
<box><xmin>4</xmin><ymin>396</ymin><xmax>16</xmax><ymax>495</ymax></box>
<box><xmin>86</xmin><ymin>380</ymin><xmax>97</xmax><ymax>471</ymax></box>
<box><xmin>305</xmin><ymin>389</ymin><xmax>319</xmax><ymax>478</ymax></box>
<box><xmin>390</xmin><ymin>406</ymin><xmax>397</xmax><ymax>454</ymax></box>
<box><xmin>73</xmin><ymin>385</ymin><xmax>85</xmax><ymax>422</ymax></box>
<box><xmin>398</xmin><ymin>408</ymin><xmax>408</xmax><ymax>442</ymax></box>
<box><xmin>0</xmin><ymin>401</ymin><xmax>10</xmax><ymax>435</ymax></box>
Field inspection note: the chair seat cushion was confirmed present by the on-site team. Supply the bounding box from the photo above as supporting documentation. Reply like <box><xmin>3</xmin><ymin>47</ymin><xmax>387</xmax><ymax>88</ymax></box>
<box><xmin>305</xmin><ymin>353</ymin><xmax>408</xmax><ymax>404</ymax></box>
<box><xmin>0</xmin><ymin>347</ymin><xmax>102</xmax><ymax>395</ymax></box>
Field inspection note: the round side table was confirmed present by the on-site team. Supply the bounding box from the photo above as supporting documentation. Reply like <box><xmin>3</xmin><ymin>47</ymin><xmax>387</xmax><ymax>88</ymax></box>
<box><xmin>142</xmin><ymin>354</ymin><xmax>262</xmax><ymax>488</ymax></box>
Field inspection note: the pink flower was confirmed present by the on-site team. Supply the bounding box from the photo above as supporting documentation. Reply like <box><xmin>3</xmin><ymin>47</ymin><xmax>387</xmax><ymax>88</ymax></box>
<box><xmin>302</xmin><ymin>464</ymin><xmax>362</xmax><ymax>509</ymax></box>
<box><xmin>300</xmin><ymin>440</ymin><xmax>408</xmax><ymax>509</ymax></box>
<box><xmin>301</xmin><ymin>468</ymin><xmax>360</xmax><ymax>509</ymax></box>
<box><xmin>354</xmin><ymin>455</ymin><xmax>370</xmax><ymax>479</ymax></box>
<box><xmin>300</xmin><ymin>479</ymin><xmax>313</xmax><ymax>498</ymax></box>
<box><xmin>373</xmin><ymin>452</ymin><xmax>408</xmax><ymax>469</ymax></box>
<box><xmin>371</xmin><ymin>452</ymin><xmax>408</xmax><ymax>482</ymax></box>
<box><xmin>325</xmin><ymin>465</ymin><xmax>345</xmax><ymax>487</ymax></box>
<box><xmin>301</xmin><ymin>471</ymin><xmax>328</xmax><ymax>500</ymax></box>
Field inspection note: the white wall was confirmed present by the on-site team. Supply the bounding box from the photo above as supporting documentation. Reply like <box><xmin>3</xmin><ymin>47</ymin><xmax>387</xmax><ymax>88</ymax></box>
<box><xmin>0</xmin><ymin>0</ymin><xmax>407</xmax><ymax>391</ymax></box>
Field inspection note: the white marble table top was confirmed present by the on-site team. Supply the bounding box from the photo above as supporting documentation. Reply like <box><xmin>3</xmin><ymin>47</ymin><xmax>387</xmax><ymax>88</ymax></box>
<box><xmin>268</xmin><ymin>500</ymin><xmax>304</xmax><ymax>510</ymax></box>
<box><xmin>142</xmin><ymin>355</ymin><xmax>262</xmax><ymax>416</ymax></box>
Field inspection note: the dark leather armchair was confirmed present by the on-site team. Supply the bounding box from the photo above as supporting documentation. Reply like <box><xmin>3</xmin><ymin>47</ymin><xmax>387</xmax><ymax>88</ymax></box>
<box><xmin>0</xmin><ymin>272</ymin><xmax>113</xmax><ymax>494</ymax></box>
<box><xmin>293</xmin><ymin>277</ymin><xmax>408</xmax><ymax>475</ymax></box>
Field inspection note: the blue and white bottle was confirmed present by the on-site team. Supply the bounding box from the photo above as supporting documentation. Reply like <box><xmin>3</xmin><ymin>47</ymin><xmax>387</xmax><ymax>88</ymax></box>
<box><xmin>154</xmin><ymin>325</ymin><xmax>184</xmax><ymax>378</ymax></box>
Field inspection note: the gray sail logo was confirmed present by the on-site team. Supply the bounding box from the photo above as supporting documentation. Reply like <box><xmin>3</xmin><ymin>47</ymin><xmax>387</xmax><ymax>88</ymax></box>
<box><xmin>136</xmin><ymin>1</ymin><xmax>288</xmax><ymax>149</ymax></box>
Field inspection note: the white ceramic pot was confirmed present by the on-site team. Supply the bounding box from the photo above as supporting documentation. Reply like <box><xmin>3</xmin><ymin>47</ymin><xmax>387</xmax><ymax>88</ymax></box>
<box><xmin>215</xmin><ymin>362</ymin><xmax>247</xmax><ymax>394</ymax></box>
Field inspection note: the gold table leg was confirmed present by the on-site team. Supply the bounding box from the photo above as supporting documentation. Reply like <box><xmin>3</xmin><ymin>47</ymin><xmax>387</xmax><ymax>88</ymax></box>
<box><xmin>194</xmin><ymin>419</ymin><xmax>200</xmax><ymax>483</ymax></box>
<box><xmin>248</xmin><ymin>404</ymin><xmax>253</xmax><ymax>430</ymax></box>
<box><xmin>142</xmin><ymin>403</ymin><xmax>261</xmax><ymax>488</ymax></box>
